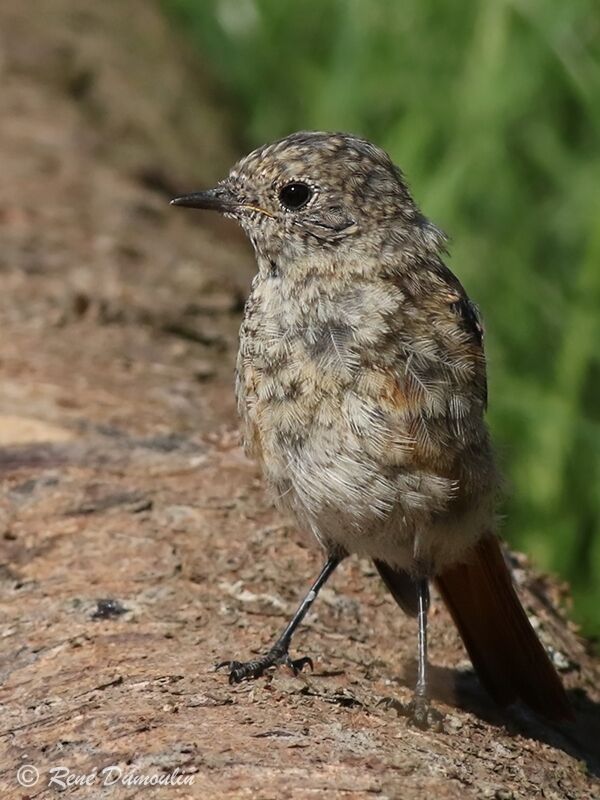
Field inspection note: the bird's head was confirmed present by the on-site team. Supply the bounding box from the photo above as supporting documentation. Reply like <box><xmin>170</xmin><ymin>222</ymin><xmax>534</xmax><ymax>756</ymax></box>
<box><xmin>172</xmin><ymin>131</ymin><xmax>444</xmax><ymax>272</ymax></box>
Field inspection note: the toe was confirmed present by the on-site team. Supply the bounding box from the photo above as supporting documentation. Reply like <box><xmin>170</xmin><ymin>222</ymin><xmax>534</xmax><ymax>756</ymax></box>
<box><xmin>289</xmin><ymin>655</ymin><xmax>314</xmax><ymax>675</ymax></box>
<box><xmin>407</xmin><ymin>698</ymin><xmax>444</xmax><ymax>732</ymax></box>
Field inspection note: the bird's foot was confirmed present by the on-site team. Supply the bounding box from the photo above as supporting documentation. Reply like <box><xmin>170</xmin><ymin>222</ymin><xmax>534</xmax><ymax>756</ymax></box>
<box><xmin>377</xmin><ymin>694</ymin><xmax>444</xmax><ymax>731</ymax></box>
<box><xmin>406</xmin><ymin>694</ymin><xmax>444</xmax><ymax>731</ymax></box>
<box><xmin>217</xmin><ymin>643</ymin><xmax>313</xmax><ymax>685</ymax></box>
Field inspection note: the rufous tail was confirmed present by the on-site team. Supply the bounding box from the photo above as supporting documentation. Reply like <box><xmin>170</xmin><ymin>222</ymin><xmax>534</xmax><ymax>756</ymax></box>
<box><xmin>435</xmin><ymin>533</ymin><xmax>572</xmax><ymax>721</ymax></box>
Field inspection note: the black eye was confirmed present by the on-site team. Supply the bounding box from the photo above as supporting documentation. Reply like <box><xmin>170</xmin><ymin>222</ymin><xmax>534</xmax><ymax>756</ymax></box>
<box><xmin>278</xmin><ymin>182</ymin><xmax>312</xmax><ymax>210</ymax></box>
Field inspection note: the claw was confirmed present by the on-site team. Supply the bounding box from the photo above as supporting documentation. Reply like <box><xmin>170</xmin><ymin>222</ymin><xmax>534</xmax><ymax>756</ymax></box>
<box><xmin>287</xmin><ymin>655</ymin><xmax>313</xmax><ymax>675</ymax></box>
<box><xmin>216</xmin><ymin>660</ymin><xmax>245</xmax><ymax>683</ymax></box>
<box><xmin>377</xmin><ymin>696</ymin><xmax>404</xmax><ymax>714</ymax></box>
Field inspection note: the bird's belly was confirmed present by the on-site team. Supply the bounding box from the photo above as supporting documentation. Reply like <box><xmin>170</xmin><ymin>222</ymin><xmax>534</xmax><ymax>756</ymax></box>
<box><xmin>239</xmin><ymin>371</ymin><xmax>475</xmax><ymax>571</ymax></box>
<box><xmin>262</xmin><ymin>418</ymin><xmax>491</xmax><ymax>573</ymax></box>
<box><xmin>236</xmin><ymin>301</ymin><xmax>494</xmax><ymax>572</ymax></box>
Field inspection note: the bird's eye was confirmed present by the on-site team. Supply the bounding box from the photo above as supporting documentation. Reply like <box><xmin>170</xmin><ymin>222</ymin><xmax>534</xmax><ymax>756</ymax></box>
<box><xmin>278</xmin><ymin>182</ymin><xmax>312</xmax><ymax>210</ymax></box>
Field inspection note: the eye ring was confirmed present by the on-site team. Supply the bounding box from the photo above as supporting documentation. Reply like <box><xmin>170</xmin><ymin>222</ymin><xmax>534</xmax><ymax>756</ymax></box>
<box><xmin>278</xmin><ymin>181</ymin><xmax>313</xmax><ymax>210</ymax></box>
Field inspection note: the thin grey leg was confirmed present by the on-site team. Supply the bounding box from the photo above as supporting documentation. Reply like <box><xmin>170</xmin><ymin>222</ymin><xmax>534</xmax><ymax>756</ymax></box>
<box><xmin>415</xmin><ymin>578</ymin><xmax>430</xmax><ymax>698</ymax></box>
<box><xmin>407</xmin><ymin>578</ymin><xmax>443</xmax><ymax>729</ymax></box>
<box><xmin>218</xmin><ymin>554</ymin><xmax>342</xmax><ymax>684</ymax></box>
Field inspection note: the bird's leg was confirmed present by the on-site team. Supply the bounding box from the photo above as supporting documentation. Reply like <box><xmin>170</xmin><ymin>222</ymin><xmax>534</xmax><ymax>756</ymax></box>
<box><xmin>218</xmin><ymin>554</ymin><xmax>341</xmax><ymax>684</ymax></box>
<box><xmin>416</xmin><ymin>577</ymin><xmax>429</xmax><ymax>699</ymax></box>
<box><xmin>407</xmin><ymin>578</ymin><xmax>444</xmax><ymax>730</ymax></box>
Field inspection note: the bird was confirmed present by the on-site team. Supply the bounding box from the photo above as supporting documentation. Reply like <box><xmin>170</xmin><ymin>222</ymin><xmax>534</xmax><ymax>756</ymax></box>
<box><xmin>171</xmin><ymin>131</ymin><xmax>571</xmax><ymax>728</ymax></box>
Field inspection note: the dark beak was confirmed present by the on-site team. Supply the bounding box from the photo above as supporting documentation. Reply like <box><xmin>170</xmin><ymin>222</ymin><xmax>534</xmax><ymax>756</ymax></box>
<box><xmin>170</xmin><ymin>185</ymin><xmax>238</xmax><ymax>213</ymax></box>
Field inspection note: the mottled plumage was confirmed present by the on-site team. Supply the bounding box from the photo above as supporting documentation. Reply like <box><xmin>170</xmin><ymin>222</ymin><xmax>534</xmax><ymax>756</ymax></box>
<box><xmin>172</xmin><ymin>131</ymin><xmax>571</xmax><ymax>726</ymax></box>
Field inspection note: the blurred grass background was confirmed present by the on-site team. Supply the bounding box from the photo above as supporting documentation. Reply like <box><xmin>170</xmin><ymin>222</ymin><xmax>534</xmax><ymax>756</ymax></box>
<box><xmin>163</xmin><ymin>0</ymin><xmax>600</xmax><ymax>638</ymax></box>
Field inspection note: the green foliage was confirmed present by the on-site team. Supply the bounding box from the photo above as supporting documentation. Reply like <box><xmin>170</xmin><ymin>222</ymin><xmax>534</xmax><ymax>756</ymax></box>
<box><xmin>164</xmin><ymin>0</ymin><xmax>600</xmax><ymax>637</ymax></box>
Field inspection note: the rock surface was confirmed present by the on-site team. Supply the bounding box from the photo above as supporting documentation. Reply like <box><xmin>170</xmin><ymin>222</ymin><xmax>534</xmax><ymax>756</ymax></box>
<box><xmin>0</xmin><ymin>3</ymin><xmax>598</xmax><ymax>798</ymax></box>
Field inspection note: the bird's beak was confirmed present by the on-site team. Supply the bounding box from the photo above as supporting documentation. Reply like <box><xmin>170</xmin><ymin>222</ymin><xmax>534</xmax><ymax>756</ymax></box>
<box><xmin>170</xmin><ymin>184</ymin><xmax>238</xmax><ymax>214</ymax></box>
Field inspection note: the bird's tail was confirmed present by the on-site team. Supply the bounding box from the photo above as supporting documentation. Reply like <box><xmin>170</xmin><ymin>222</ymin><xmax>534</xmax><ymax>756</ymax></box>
<box><xmin>435</xmin><ymin>533</ymin><xmax>572</xmax><ymax>721</ymax></box>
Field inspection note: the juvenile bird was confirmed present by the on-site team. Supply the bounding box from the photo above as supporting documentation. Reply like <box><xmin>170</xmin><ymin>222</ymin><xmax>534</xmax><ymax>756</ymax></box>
<box><xmin>172</xmin><ymin>131</ymin><xmax>571</xmax><ymax>727</ymax></box>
